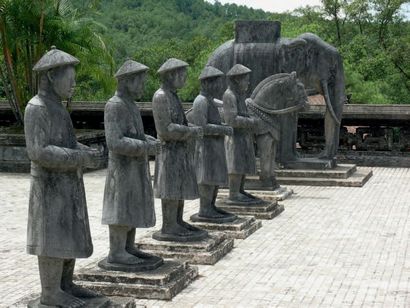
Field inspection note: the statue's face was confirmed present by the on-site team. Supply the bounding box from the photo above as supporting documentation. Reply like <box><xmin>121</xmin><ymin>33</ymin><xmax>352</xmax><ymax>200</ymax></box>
<box><xmin>125</xmin><ymin>72</ymin><xmax>146</xmax><ymax>99</ymax></box>
<box><xmin>202</xmin><ymin>76</ymin><xmax>223</xmax><ymax>96</ymax></box>
<box><xmin>172</xmin><ymin>68</ymin><xmax>187</xmax><ymax>89</ymax></box>
<box><xmin>238</xmin><ymin>74</ymin><xmax>250</xmax><ymax>92</ymax></box>
<box><xmin>50</xmin><ymin>65</ymin><xmax>76</xmax><ymax>99</ymax></box>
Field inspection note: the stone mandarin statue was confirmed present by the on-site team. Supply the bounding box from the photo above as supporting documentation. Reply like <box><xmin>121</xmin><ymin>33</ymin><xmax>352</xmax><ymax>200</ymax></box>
<box><xmin>24</xmin><ymin>47</ymin><xmax>102</xmax><ymax>308</ymax></box>
<box><xmin>223</xmin><ymin>64</ymin><xmax>261</xmax><ymax>204</ymax></box>
<box><xmin>101</xmin><ymin>60</ymin><xmax>162</xmax><ymax>270</ymax></box>
<box><xmin>152</xmin><ymin>58</ymin><xmax>208</xmax><ymax>242</ymax></box>
<box><xmin>187</xmin><ymin>66</ymin><xmax>236</xmax><ymax>223</ymax></box>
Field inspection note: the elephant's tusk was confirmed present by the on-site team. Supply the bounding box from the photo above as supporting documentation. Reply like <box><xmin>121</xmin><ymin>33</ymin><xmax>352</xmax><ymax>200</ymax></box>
<box><xmin>321</xmin><ymin>80</ymin><xmax>341</xmax><ymax>125</ymax></box>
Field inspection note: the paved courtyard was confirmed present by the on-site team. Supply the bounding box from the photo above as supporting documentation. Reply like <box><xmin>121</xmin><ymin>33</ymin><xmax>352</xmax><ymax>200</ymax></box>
<box><xmin>0</xmin><ymin>167</ymin><xmax>409</xmax><ymax>307</ymax></box>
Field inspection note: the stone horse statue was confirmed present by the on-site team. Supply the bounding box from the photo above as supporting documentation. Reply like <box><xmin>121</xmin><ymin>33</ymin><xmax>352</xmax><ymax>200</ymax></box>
<box><xmin>247</xmin><ymin>72</ymin><xmax>308</xmax><ymax>184</ymax></box>
<box><xmin>206</xmin><ymin>20</ymin><xmax>347</xmax><ymax>164</ymax></box>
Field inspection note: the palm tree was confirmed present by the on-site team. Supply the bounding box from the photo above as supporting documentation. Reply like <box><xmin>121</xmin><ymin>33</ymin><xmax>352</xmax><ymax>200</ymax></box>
<box><xmin>0</xmin><ymin>0</ymin><xmax>114</xmax><ymax>126</ymax></box>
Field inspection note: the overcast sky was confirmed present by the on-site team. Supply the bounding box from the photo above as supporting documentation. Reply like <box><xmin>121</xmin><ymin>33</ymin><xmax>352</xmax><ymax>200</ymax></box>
<box><xmin>205</xmin><ymin>0</ymin><xmax>322</xmax><ymax>13</ymax></box>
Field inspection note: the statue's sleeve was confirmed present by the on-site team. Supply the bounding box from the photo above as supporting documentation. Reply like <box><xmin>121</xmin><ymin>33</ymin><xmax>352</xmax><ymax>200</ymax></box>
<box><xmin>104</xmin><ymin>102</ymin><xmax>148</xmax><ymax>157</ymax></box>
<box><xmin>192</xmin><ymin>97</ymin><xmax>227</xmax><ymax>136</ymax></box>
<box><xmin>152</xmin><ymin>92</ymin><xmax>192</xmax><ymax>141</ymax></box>
<box><xmin>24</xmin><ymin>104</ymin><xmax>84</xmax><ymax>170</ymax></box>
<box><xmin>223</xmin><ymin>91</ymin><xmax>254</xmax><ymax>129</ymax></box>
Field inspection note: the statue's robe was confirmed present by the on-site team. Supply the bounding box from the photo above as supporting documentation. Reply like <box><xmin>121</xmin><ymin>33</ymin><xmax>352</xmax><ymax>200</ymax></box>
<box><xmin>188</xmin><ymin>93</ymin><xmax>228</xmax><ymax>186</ymax></box>
<box><xmin>223</xmin><ymin>88</ymin><xmax>256</xmax><ymax>175</ymax></box>
<box><xmin>152</xmin><ymin>86</ymin><xmax>198</xmax><ymax>200</ymax></box>
<box><xmin>102</xmin><ymin>95</ymin><xmax>156</xmax><ymax>227</ymax></box>
<box><xmin>24</xmin><ymin>94</ymin><xmax>93</xmax><ymax>258</ymax></box>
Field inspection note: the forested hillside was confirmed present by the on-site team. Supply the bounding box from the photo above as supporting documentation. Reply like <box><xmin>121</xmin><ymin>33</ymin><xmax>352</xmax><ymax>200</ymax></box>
<box><xmin>71</xmin><ymin>0</ymin><xmax>271</xmax><ymax>101</ymax></box>
<box><xmin>0</xmin><ymin>0</ymin><xmax>409</xmax><ymax>125</ymax></box>
<box><xmin>72</xmin><ymin>0</ymin><xmax>410</xmax><ymax>104</ymax></box>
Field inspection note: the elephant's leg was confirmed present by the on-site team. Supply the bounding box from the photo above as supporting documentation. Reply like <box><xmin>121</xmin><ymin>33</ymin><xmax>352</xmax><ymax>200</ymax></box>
<box><xmin>323</xmin><ymin>111</ymin><xmax>341</xmax><ymax>159</ymax></box>
<box><xmin>321</xmin><ymin>80</ymin><xmax>342</xmax><ymax>159</ymax></box>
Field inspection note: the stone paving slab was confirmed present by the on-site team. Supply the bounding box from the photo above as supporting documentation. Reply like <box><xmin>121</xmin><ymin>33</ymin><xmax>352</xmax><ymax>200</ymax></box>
<box><xmin>0</xmin><ymin>167</ymin><xmax>409</xmax><ymax>307</ymax></box>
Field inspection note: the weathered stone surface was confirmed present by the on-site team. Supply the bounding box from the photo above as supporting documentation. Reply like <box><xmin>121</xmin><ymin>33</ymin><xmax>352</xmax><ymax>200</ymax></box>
<box><xmin>24</xmin><ymin>47</ymin><xmax>106</xmax><ymax>308</ymax></box>
<box><xmin>235</xmin><ymin>20</ymin><xmax>281</xmax><ymax>44</ymax></box>
<box><xmin>74</xmin><ymin>260</ymin><xmax>198</xmax><ymax>300</ymax></box>
<box><xmin>189</xmin><ymin>215</ymin><xmax>262</xmax><ymax>239</ymax></box>
<box><xmin>3</xmin><ymin>167</ymin><xmax>410</xmax><ymax>307</ymax></box>
<box><xmin>102</xmin><ymin>60</ymin><xmax>160</xmax><ymax>267</ymax></box>
<box><xmin>337</xmin><ymin>150</ymin><xmax>410</xmax><ymax>168</ymax></box>
<box><xmin>152</xmin><ymin>58</ymin><xmax>206</xmax><ymax>242</ymax></box>
<box><xmin>249</xmin><ymin>73</ymin><xmax>308</xmax><ymax>172</ymax></box>
<box><xmin>216</xmin><ymin>199</ymin><xmax>284</xmax><ymax>220</ymax></box>
<box><xmin>135</xmin><ymin>232</ymin><xmax>234</xmax><ymax>265</ymax></box>
<box><xmin>240</xmin><ymin>184</ymin><xmax>294</xmax><ymax>200</ymax></box>
<box><xmin>98</xmin><ymin>255</ymin><xmax>163</xmax><ymax>273</ymax></box>
<box><xmin>16</xmin><ymin>294</ymin><xmax>137</xmax><ymax>308</ymax></box>
<box><xmin>207</xmin><ymin>20</ymin><xmax>347</xmax><ymax>161</ymax></box>
<box><xmin>0</xmin><ymin>130</ymin><xmax>107</xmax><ymax>173</ymax></box>
<box><xmin>281</xmin><ymin>157</ymin><xmax>337</xmax><ymax>170</ymax></box>
<box><xmin>186</xmin><ymin>65</ymin><xmax>235</xmax><ymax>224</ymax></box>
<box><xmin>218</xmin><ymin>186</ymin><xmax>293</xmax><ymax>201</ymax></box>
<box><xmin>277</xmin><ymin>168</ymin><xmax>373</xmax><ymax>187</ymax></box>
<box><xmin>276</xmin><ymin>164</ymin><xmax>356</xmax><ymax>179</ymax></box>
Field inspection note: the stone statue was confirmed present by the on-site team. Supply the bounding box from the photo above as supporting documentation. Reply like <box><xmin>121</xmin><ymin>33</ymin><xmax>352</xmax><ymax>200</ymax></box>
<box><xmin>152</xmin><ymin>58</ymin><xmax>208</xmax><ymax>242</ymax></box>
<box><xmin>247</xmin><ymin>72</ymin><xmax>308</xmax><ymax>170</ymax></box>
<box><xmin>101</xmin><ymin>60</ymin><xmax>162</xmax><ymax>271</ymax></box>
<box><xmin>24</xmin><ymin>47</ymin><xmax>102</xmax><ymax>307</ymax></box>
<box><xmin>207</xmin><ymin>20</ymin><xmax>347</xmax><ymax>163</ymax></box>
<box><xmin>186</xmin><ymin>66</ymin><xmax>236</xmax><ymax>223</ymax></box>
<box><xmin>223</xmin><ymin>64</ymin><xmax>261</xmax><ymax>204</ymax></box>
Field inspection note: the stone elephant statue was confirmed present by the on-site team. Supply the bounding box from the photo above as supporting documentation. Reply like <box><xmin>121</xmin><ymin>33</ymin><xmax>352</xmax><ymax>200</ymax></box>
<box><xmin>206</xmin><ymin>21</ymin><xmax>347</xmax><ymax>161</ymax></box>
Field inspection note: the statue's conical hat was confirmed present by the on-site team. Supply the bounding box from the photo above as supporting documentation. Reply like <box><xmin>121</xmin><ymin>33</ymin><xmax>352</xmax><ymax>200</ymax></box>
<box><xmin>115</xmin><ymin>60</ymin><xmax>149</xmax><ymax>79</ymax></box>
<box><xmin>33</xmin><ymin>46</ymin><xmax>79</xmax><ymax>72</ymax></box>
<box><xmin>226</xmin><ymin>64</ymin><xmax>251</xmax><ymax>77</ymax></box>
<box><xmin>157</xmin><ymin>58</ymin><xmax>188</xmax><ymax>74</ymax></box>
<box><xmin>199</xmin><ymin>66</ymin><xmax>224</xmax><ymax>80</ymax></box>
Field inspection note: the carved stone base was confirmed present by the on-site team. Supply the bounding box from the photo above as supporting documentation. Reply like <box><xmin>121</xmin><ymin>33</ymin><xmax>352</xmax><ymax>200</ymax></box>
<box><xmin>282</xmin><ymin>157</ymin><xmax>337</xmax><ymax>170</ymax></box>
<box><xmin>98</xmin><ymin>255</ymin><xmax>163</xmax><ymax>272</ymax></box>
<box><xmin>218</xmin><ymin>186</ymin><xmax>293</xmax><ymax>201</ymax></box>
<box><xmin>189</xmin><ymin>215</ymin><xmax>262</xmax><ymax>239</ymax></box>
<box><xmin>23</xmin><ymin>295</ymin><xmax>136</xmax><ymax>308</ymax></box>
<box><xmin>135</xmin><ymin>232</ymin><xmax>234</xmax><ymax>265</ymax></box>
<box><xmin>242</xmin><ymin>182</ymin><xmax>294</xmax><ymax>199</ymax></box>
<box><xmin>190</xmin><ymin>212</ymin><xmax>237</xmax><ymax>223</ymax></box>
<box><xmin>276</xmin><ymin>164</ymin><xmax>373</xmax><ymax>187</ymax></box>
<box><xmin>216</xmin><ymin>199</ymin><xmax>284</xmax><ymax>220</ymax></box>
<box><xmin>152</xmin><ymin>228</ymin><xmax>208</xmax><ymax>242</ymax></box>
<box><xmin>74</xmin><ymin>260</ymin><xmax>197</xmax><ymax>300</ymax></box>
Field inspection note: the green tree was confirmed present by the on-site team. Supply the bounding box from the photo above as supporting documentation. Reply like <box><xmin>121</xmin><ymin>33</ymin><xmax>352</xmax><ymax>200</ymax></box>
<box><xmin>0</xmin><ymin>0</ymin><xmax>114</xmax><ymax>125</ymax></box>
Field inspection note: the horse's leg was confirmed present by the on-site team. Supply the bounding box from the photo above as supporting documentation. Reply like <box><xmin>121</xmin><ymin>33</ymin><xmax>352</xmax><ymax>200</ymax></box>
<box><xmin>256</xmin><ymin>133</ymin><xmax>274</xmax><ymax>183</ymax></box>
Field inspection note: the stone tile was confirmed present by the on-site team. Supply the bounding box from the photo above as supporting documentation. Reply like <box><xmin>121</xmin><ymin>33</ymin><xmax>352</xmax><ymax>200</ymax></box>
<box><xmin>0</xmin><ymin>167</ymin><xmax>409</xmax><ymax>307</ymax></box>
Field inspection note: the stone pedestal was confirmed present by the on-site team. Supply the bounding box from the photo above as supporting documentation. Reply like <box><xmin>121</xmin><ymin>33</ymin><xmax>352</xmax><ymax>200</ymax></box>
<box><xmin>74</xmin><ymin>260</ymin><xmax>198</xmax><ymax>300</ymax></box>
<box><xmin>218</xmin><ymin>186</ymin><xmax>293</xmax><ymax>201</ymax></box>
<box><xmin>282</xmin><ymin>157</ymin><xmax>337</xmax><ymax>170</ymax></box>
<box><xmin>135</xmin><ymin>232</ymin><xmax>234</xmax><ymax>265</ymax></box>
<box><xmin>276</xmin><ymin>164</ymin><xmax>373</xmax><ymax>187</ymax></box>
<box><xmin>216</xmin><ymin>199</ymin><xmax>284</xmax><ymax>220</ymax></box>
<box><xmin>20</xmin><ymin>295</ymin><xmax>137</xmax><ymax>308</ymax></box>
<box><xmin>189</xmin><ymin>215</ymin><xmax>262</xmax><ymax>239</ymax></box>
<box><xmin>98</xmin><ymin>255</ymin><xmax>163</xmax><ymax>272</ymax></box>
